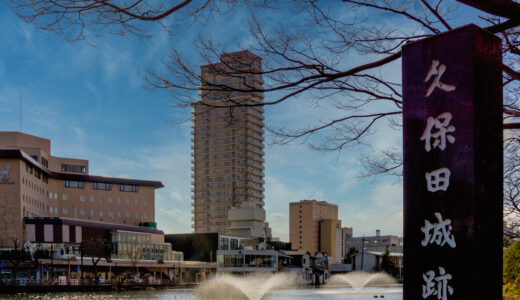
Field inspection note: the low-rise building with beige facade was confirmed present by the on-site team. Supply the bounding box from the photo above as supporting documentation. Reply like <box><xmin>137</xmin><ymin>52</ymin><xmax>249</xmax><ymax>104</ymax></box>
<box><xmin>289</xmin><ymin>199</ymin><xmax>338</xmax><ymax>254</ymax></box>
<box><xmin>0</xmin><ymin>131</ymin><xmax>163</xmax><ymax>248</ymax></box>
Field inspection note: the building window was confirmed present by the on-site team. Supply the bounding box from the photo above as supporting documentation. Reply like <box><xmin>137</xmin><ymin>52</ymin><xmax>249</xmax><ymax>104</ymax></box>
<box><xmin>92</xmin><ymin>182</ymin><xmax>112</xmax><ymax>191</ymax></box>
<box><xmin>61</xmin><ymin>164</ymin><xmax>86</xmax><ymax>173</ymax></box>
<box><xmin>80</xmin><ymin>195</ymin><xmax>85</xmax><ymax>202</ymax></box>
<box><xmin>54</xmin><ymin>207</ymin><xmax>58</xmax><ymax>214</ymax></box>
<box><xmin>108</xmin><ymin>197</ymin><xmax>113</xmax><ymax>203</ymax></box>
<box><xmin>117</xmin><ymin>198</ymin><xmax>121</xmax><ymax>204</ymax></box>
<box><xmin>119</xmin><ymin>184</ymin><xmax>139</xmax><ymax>192</ymax></box>
<box><xmin>49</xmin><ymin>206</ymin><xmax>53</xmax><ymax>213</ymax></box>
<box><xmin>126</xmin><ymin>212</ymin><xmax>130</xmax><ymax>218</ymax></box>
<box><xmin>99</xmin><ymin>196</ymin><xmax>104</xmax><ymax>203</ymax></box>
<box><xmin>144</xmin><ymin>213</ymin><xmax>149</xmax><ymax>219</ymax></box>
<box><xmin>144</xmin><ymin>200</ymin><xmax>149</xmax><ymax>206</ymax></box>
<box><xmin>63</xmin><ymin>194</ymin><xmax>68</xmax><ymax>200</ymax></box>
<box><xmin>42</xmin><ymin>173</ymin><xmax>48</xmax><ymax>183</ymax></box>
<box><xmin>135</xmin><ymin>199</ymin><xmax>138</xmax><ymax>205</ymax></box>
<box><xmin>34</xmin><ymin>169</ymin><xmax>41</xmax><ymax>179</ymax></box>
<box><xmin>26</xmin><ymin>163</ymin><xmax>33</xmax><ymax>174</ymax></box>
<box><xmin>80</xmin><ymin>209</ymin><xmax>86</xmax><ymax>216</ymax></box>
<box><xmin>42</xmin><ymin>157</ymin><xmax>48</xmax><ymax>168</ymax></box>
<box><xmin>63</xmin><ymin>180</ymin><xmax>85</xmax><ymax>189</ymax></box>
<box><xmin>117</xmin><ymin>211</ymin><xmax>121</xmax><ymax>217</ymax></box>
<box><xmin>100</xmin><ymin>210</ymin><xmax>104</xmax><ymax>217</ymax></box>
<box><xmin>126</xmin><ymin>198</ymin><xmax>130</xmax><ymax>205</ymax></box>
<box><xmin>109</xmin><ymin>211</ymin><xmax>113</xmax><ymax>217</ymax></box>
<box><xmin>135</xmin><ymin>212</ymin><xmax>139</xmax><ymax>218</ymax></box>
<box><xmin>91</xmin><ymin>209</ymin><xmax>95</xmax><ymax>216</ymax></box>
<box><xmin>54</xmin><ymin>193</ymin><xmax>58</xmax><ymax>199</ymax></box>
<box><xmin>90</xmin><ymin>196</ymin><xmax>95</xmax><ymax>202</ymax></box>
<box><xmin>63</xmin><ymin>208</ymin><xmax>68</xmax><ymax>214</ymax></box>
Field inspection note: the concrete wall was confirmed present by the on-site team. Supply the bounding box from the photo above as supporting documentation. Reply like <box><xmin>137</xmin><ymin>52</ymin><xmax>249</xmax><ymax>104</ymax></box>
<box><xmin>0</xmin><ymin>159</ymin><xmax>23</xmax><ymax>247</ymax></box>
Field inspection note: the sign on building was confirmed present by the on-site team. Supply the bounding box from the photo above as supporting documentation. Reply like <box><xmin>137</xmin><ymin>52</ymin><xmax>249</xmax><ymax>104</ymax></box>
<box><xmin>402</xmin><ymin>25</ymin><xmax>502</xmax><ymax>300</ymax></box>
<box><xmin>0</xmin><ymin>166</ymin><xmax>14</xmax><ymax>184</ymax></box>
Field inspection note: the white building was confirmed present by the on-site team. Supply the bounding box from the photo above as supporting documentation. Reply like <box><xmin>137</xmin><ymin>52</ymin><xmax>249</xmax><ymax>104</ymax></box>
<box><xmin>345</xmin><ymin>230</ymin><xmax>402</xmax><ymax>253</ymax></box>
<box><xmin>352</xmin><ymin>251</ymin><xmax>403</xmax><ymax>273</ymax></box>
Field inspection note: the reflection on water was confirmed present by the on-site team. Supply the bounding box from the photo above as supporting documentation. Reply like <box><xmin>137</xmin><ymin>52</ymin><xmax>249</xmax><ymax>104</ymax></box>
<box><xmin>0</xmin><ymin>286</ymin><xmax>403</xmax><ymax>300</ymax></box>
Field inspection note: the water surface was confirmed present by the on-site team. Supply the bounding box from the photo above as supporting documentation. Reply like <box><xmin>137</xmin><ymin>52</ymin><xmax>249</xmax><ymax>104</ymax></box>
<box><xmin>0</xmin><ymin>287</ymin><xmax>402</xmax><ymax>299</ymax></box>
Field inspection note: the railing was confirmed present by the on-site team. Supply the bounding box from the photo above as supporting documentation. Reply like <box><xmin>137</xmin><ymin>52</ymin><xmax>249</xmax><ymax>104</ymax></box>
<box><xmin>0</xmin><ymin>278</ymin><xmax>176</xmax><ymax>287</ymax></box>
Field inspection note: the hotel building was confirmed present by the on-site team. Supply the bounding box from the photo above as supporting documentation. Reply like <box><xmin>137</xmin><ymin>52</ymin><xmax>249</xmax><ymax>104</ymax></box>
<box><xmin>0</xmin><ymin>131</ymin><xmax>163</xmax><ymax>248</ymax></box>
<box><xmin>191</xmin><ymin>50</ymin><xmax>266</xmax><ymax>237</ymax></box>
<box><xmin>289</xmin><ymin>200</ymin><xmax>338</xmax><ymax>254</ymax></box>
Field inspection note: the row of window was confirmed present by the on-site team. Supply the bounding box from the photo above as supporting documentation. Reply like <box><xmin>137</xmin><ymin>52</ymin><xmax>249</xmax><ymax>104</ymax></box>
<box><xmin>63</xmin><ymin>180</ymin><xmax>85</xmax><ymax>188</ymax></box>
<box><xmin>92</xmin><ymin>182</ymin><xmax>112</xmax><ymax>190</ymax></box>
<box><xmin>22</xmin><ymin>194</ymin><xmax>45</xmax><ymax>211</ymax></box>
<box><xmin>25</xmin><ymin>163</ymin><xmax>48</xmax><ymax>184</ymax></box>
<box><xmin>63</xmin><ymin>180</ymin><xmax>139</xmax><ymax>192</ymax></box>
<box><xmin>74</xmin><ymin>208</ymin><xmax>149</xmax><ymax>219</ymax></box>
<box><xmin>49</xmin><ymin>192</ymin><xmax>149</xmax><ymax>206</ymax></box>
<box><xmin>22</xmin><ymin>177</ymin><xmax>46</xmax><ymax>196</ymax></box>
<box><xmin>61</xmin><ymin>164</ymin><xmax>86</xmax><ymax>173</ymax></box>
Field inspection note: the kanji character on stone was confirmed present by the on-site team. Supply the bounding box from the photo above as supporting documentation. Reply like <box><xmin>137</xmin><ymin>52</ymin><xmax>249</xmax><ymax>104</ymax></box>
<box><xmin>420</xmin><ymin>112</ymin><xmax>456</xmax><ymax>152</ymax></box>
<box><xmin>422</xmin><ymin>266</ymin><xmax>454</xmax><ymax>300</ymax></box>
<box><xmin>421</xmin><ymin>212</ymin><xmax>456</xmax><ymax>248</ymax></box>
<box><xmin>424</xmin><ymin>59</ymin><xmax>456</xmax><ymax>97</ymax></box>
<box><xmin>425</xmin><ymin>167</ymin><xmax>451</xmax><ymax>192</ymax></box>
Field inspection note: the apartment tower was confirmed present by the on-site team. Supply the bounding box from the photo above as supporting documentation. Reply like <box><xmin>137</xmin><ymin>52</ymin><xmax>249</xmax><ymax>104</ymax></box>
<box><xmin>192</xmin><ymin>51</ymin><xmax>266</xmax><ymax>237</ymax></box>
<box><xmin>289</xmin><ymin>200</ymin><xmax>338</xmax><ymax>254</ymax></box>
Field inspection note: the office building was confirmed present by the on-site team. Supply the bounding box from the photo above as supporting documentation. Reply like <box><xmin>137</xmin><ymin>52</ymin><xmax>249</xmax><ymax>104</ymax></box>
<box><xmin>192</xmin><ymin>50</ymin><xmax>266</xmax><ymax>237</ymax></box>
<box><xmin>334</xmin><ymin>226</ymin><xmax>353</xmax><ymax>263</ymax></box>
<box><xmin>0</xmin><ymin>131</ymin><xmax>163</xmax><ymax>248</ymax></box>
<box><xmin>165</xmin><ymin>232</ymin><xmax>247</xmax><ymax>263</ymax></box>
<box><xmin>23</xmin><ymin>217</ymin><xmax>181</xmax><ymax>262</ymax></box>
<box><xmin>319</xmin><ymin>219</ymin><xmax>353</xmax><ymax>263</ymax></box>
<box><xmin>345</xmin><ymin>230</ymin><xmax>403</xmax><ymax>253</ymax></box>
<box><xmin>289</xmin><ymin>200</ymin><xmax>338</xmax><ymax>253</ymax></box>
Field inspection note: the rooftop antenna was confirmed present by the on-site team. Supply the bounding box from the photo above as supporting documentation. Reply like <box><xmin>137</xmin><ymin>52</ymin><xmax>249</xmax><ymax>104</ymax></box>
<box><xmin>19</xmin><ymin>91</ymin><xmax>22</xmax><ymax>132</ymax></box>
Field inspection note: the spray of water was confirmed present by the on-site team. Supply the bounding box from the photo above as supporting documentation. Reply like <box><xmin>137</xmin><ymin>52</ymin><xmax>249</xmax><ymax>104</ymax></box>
<box><xmin>194</xmin><ymin>272</ymin><xmax>301</xmax><ymax>300</ymax></box>
<box><xmin>326</xmin><ymin>271</ymin><xmax>396</xmax><ymax>290</ymax></box>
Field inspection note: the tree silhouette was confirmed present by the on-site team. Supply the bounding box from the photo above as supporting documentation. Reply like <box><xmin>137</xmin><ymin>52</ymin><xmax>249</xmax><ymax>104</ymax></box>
<box><xmin>81</xmin><ymin>237</ymin><xmax>112</xmax><ymax>284</ymax></box>
<box><xmin>8</xmin><ymin>0</ymin><xmax>520</xmax><ymax>234</ymax></box>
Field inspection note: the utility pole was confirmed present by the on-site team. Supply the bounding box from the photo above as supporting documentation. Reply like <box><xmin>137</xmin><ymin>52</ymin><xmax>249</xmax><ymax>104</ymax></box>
<box><xmin>19</xmin><ymin>91</ymin><xmax>22</xmax><ymax>132</ymax></box>
<box><xmin>360</xmin><ymin>235</ymin><xmax>364</xmax><ymax>272</ymax></box>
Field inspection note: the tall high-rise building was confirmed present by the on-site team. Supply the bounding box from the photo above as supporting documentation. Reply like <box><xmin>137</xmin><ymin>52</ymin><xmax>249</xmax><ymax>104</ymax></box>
<box><xmin>289</xmin><ymin>199</ymin><xmax>338</xmax><ymax>253</ymax></box>
<box><xmin>192</xmin><ymin>50</ymin><xmax>266</xmax><ymax>237</ymax></box>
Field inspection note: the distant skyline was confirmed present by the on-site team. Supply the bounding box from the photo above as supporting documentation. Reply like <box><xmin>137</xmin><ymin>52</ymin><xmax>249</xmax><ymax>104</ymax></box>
<box><xmin>0</xmin><ymin>2</ymin><xmax>484</xmax><ymax>240</ymax></box>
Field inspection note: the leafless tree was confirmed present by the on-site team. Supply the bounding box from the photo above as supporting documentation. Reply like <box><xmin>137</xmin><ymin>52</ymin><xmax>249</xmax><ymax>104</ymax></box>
<box><xmin>81</xmin><ymin>237</ymin><xmax>112</xmax><ymax>284</ymax></box>
<box><xmin>123</xmin><ymin>247</ymin><xmax>142</xmax><ymax>279</ymax></box>
<box><xmin>9</xmin><ymin>0</ymin><xmax>520</xmax><ymax>233</ymax></box>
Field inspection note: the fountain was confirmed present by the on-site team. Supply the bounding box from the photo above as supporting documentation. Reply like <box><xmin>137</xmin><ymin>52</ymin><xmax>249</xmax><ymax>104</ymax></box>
<box><xmin>194</xmin><ymin>273</ymin><xmax>301</xmax><ymax>300</ymax></box>
<box><xmin>326</xmin><ymin>271</ymin><xmax>397</xmax><ymax>290</ymax></box>
<box><xmin>318</xmin><ymin>271</ymin><xmax>401</xmax><ymax>297</ymax></box>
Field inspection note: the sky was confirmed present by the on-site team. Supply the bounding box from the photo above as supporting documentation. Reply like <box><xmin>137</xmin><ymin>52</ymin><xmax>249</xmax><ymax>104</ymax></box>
<box><xmin>0</xmin><ymin>1</ymin><xmax>485</xmax><ymax>241</ymax></box>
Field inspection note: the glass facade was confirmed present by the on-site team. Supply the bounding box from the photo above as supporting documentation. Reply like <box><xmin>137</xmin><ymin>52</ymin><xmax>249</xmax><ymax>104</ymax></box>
<box><xmin>217</xmin><ymin>252</ymin><xmax>277</xmax><ymax>269</ymax></box>
<box><xmin>111</xmin><ymin>231</ymin><xmax>173</xmax><ymax>261</ymax></box>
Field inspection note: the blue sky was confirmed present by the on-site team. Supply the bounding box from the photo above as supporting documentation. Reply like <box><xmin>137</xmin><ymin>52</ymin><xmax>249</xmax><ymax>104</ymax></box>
<box><xmin>0</xmin><ymin>1</ymin><xmax>485</xmax><ymax>240</ymax></box>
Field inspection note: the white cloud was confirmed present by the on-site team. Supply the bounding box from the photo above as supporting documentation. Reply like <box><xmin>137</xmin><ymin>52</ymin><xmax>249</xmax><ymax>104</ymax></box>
<box><xmin>268</xmin><ymin>212</ymin><xmax>289</xmax><ymax>241</ymax></box>
<box><xmin>340</xmin><ymin>181</ymin><xmax>403</xmax><ymax>236</ymax></box>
